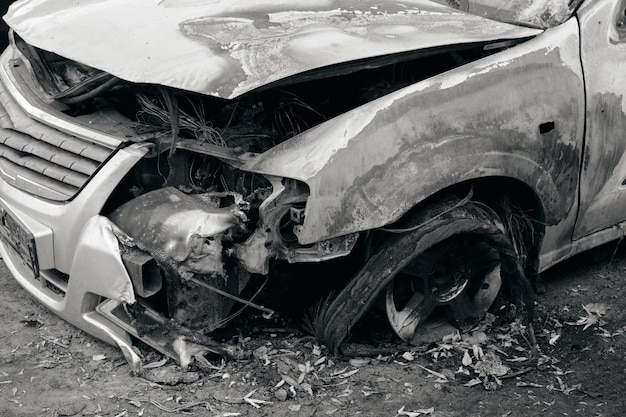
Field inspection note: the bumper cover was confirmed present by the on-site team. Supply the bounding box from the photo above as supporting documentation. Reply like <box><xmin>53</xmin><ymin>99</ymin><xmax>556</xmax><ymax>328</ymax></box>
<box><xmin>0</xmin><ymin>47</ymin><xmax>150</xmax><ymax>369</ymax></box>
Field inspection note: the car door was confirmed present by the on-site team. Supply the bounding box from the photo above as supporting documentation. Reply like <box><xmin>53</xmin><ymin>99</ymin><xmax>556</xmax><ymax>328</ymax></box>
<box><xmin>574</xmin><ymin>0</ymin><xmax>626</xmax><ymax>239</ymax></box>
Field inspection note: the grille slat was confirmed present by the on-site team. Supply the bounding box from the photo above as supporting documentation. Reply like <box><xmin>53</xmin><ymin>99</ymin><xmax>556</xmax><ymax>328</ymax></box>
<box><xmin>0</xmin><ymin>79</ymin><xmax>116</xmax><ymax>200</ymax></box>
<box><xmin>0</xmin><ymin>158</ymin><xmax>78</xmax><ymax>200</ymax></box>
<box><xmin>0</xmin><ymin>143</ymin><xmax>88</xmax><ymax>186</ymax></box>
<box><xmin>0</xmin><ymin>133</ymin><xmax>100</xmax><ymax>175</ymax></box>
<box><xmin>0</xmin><ymin>89</ymin><xmax>111</xmax><ymax>162</ymax></box>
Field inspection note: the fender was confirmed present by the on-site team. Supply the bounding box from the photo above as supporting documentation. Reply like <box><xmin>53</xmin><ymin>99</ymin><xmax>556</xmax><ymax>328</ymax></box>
<box><xmin>244</xmin><ymin>19</ymin><xmax>585</xmax><ymax>245</ymax></box>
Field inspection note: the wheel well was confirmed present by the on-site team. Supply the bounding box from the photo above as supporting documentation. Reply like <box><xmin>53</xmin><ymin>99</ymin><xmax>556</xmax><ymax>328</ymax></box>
<box><xmin>472</xmin><ymin>178</ymin><xmax>545</xmax><ymax>283</ymax></box>
<box><xmin>393</xmin><ymin>177</ymin><xmax>546</xmax><ymax>283</ymax></box>
<box><xmin>300</xmin><ymin>177</ymin><xmax>541</xmax><ymax>350</ymax></box>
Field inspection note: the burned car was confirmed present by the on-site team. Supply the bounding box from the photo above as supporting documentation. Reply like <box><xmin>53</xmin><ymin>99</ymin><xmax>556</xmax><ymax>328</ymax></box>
<box><xmin>0</xmin><ymin>0</ymin><xmax>624</xmax><ymax>369</ymax></box>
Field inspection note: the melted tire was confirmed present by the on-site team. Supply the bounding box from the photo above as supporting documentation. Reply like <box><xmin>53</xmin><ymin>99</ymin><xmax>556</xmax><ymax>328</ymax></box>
<box><xmin>317</xmin><ymin>198</ymin><xmax>533</xmax><ymax>353</ymax></box>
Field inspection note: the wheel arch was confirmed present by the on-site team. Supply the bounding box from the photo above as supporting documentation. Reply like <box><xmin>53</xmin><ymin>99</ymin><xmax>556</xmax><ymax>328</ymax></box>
<box><xmin>316</xmin><ymin>194</ymin><xmax>536</xmax><ymax>352</ymax></box>
<box><xmin>421</xmin><ymin>177</ymin><xmax>547</xmax><ymax>283</ymax></box>
<box><xmin>355</xmin><ymin>176</ymin><xmax>546</xmax><ymax>292</ymax></box>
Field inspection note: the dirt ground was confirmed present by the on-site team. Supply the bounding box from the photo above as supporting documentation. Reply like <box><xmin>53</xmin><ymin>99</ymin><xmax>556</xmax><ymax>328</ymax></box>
<box><xmin>1</xmin><ymin>242</ymin><xmax>625</xmax><ymax>417</ymax></box>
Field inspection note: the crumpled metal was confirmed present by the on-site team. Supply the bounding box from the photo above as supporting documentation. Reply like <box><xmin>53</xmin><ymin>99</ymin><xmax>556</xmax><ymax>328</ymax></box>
<box><xmin>110</xmin><ymin>187</ymin><xmax>239</xmax><ymax>278</ymax></box>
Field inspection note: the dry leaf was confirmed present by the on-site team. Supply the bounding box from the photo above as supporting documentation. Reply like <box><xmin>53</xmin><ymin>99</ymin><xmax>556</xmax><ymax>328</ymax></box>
<box><xmin>474</xmin><ymin>354</ymin><xmax>510</xmax><ymax>378</ymax></box>
<box><xmin>282</xmin><ymin>375</ymin><xmax>299</xmax><ymax>387</ymax></box>
<box><xmin>548</xmin><ymin>333</ymin><xmax>561</xmax><ymax>345</ymax></box>
<box><xmin>144</xmin><ymin>358</ymin><xmax>168</xmax><ymax>369</ymax></box>
<box><xmin>463</xmin><ymin>378</ymin><xmax>482</xmax><ymax>387</ymax></box>
<box><xmin>462</xmin><ymin>351</ymin><xmax>472</xmax><ymax>366</ymax></box>
<box><xmin>339</xmin><ymin>369</ymin><xmax>359</xmax><ymax>378</ymax></box>
<box><xmin>583</xmin><ymin>303</ymin><xmax>609</xmax><ymax>316</ymax></box>
<box><xmin>314</xmin><ymin>356</ymin><xmax>327</xmax><ymax>366</ymax></box>
<box><xmin>349</xmin><ymin>358</ymin><xmax>370</xmax><ymax>367</ymax></box>
<box><xmin>301</xmin><ymin>382</ymin><xmax>313</xmax><ymax>396</ymax></box>
<box><xmin>397</xmin><ymin>405</ymin><xmax>435</xmax><ymax>416</ymax></box>
<box><xmin>565</xmin><ymin>303</ymin><xmax>608</xmax><ymax>330</ymax></box>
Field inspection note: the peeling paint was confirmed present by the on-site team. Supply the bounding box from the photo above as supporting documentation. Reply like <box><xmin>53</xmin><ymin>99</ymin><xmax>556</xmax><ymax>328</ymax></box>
<box><xmin>5</xmin><ymin>0</ymin><xmax>540</xmax><ymax>99</ymax></box>
<box><xmin>438</xmin><ymin>58</ymin><xmax>515</xmax><ymax>90</ymax></box>
<box><xmin>435</xmin><ymin>0</ymin><xmax>582</xmax><ymax>28</ymax></box>
<box><xmin>245</xmin><ymin>20</ymin><xmax>584</xmax><ymax>244</ymax></box>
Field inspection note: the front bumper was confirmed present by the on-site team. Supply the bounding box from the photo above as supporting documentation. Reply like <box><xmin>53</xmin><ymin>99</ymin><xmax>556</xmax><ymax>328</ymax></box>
<box><xmin>0</xmin><ymin>46</ymin><xmax>149</xmax><ymax>369</ymax></box>
<box><xmin>0</xmin><ymin>42</ymin><xmax>360</xmax><ymax>368</ymax></box>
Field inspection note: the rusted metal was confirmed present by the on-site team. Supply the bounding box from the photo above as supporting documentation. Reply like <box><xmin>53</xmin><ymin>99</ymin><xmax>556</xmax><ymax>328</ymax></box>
<box><xmin>120</xmin><ymin>248</ymin><xmax>162</xmax><ymax>298</ymax></box>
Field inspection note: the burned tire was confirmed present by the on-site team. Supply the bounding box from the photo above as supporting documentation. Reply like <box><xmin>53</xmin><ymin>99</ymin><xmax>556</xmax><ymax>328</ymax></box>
<box><xmin>385</xmin><ymin>234</ymin><xmax>502</xmax><ymax>345</ymax></box>
<box><xmin>317</xmin><ymin>198</ymin><xmax>533</xmax><ymax>352</ymax></box>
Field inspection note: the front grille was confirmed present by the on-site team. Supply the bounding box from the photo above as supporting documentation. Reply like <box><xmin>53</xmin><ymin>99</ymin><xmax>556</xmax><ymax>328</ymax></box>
<box><xmin>0</xmin><ymin>79</ymin><xmax>113</xmax><ymax>200</ymax></box>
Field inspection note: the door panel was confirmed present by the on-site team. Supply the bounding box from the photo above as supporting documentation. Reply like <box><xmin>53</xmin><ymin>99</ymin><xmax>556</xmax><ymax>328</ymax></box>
<box><xmin>574</xmin><ymin>0</ymin><xmax>626</xmax><ymax>239</ymax></box>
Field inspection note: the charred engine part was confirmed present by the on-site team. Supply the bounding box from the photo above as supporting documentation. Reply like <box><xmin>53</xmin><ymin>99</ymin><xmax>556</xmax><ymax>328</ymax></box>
<box><xmin>110</xmin><ymin>187</ymin><xmax>252</xmax><ymax>330</ymax></box>
<box><xmin>110</xmin><ymin>187</ymin><xmax>242</xmax><ymax>277</ymax></box>
<box><xmin>121</xmin><ymin>38</ymin><xmax>523</xmax><ymax>151</ymax></box>
<box><xmin>235</xmin><ymin>177</ymin><xmax>360</xmax><ymax>274</ymax></box>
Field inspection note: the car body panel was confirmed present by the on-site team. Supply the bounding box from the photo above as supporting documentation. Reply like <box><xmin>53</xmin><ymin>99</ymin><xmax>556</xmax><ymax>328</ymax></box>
<box><xmin>4</xmin><ymin>0</ymin><xmax>541</xmax><ymax>99</ymax></box>
<box><xmin>572</xmin><ymin>0</ymin><xmax>626</xmax><ymax>239</ymax></box>
<box><xmin>244</xmin><ymin>19</ymin><xmax>584</xmax><ymax>248</ymax></box>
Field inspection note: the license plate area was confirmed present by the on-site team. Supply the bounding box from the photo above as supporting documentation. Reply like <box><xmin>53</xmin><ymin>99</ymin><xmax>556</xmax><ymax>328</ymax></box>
<box><xmin>0</xmin><ymin>205</ymin><xmax>39</xmax><ymax>278</ymax></box>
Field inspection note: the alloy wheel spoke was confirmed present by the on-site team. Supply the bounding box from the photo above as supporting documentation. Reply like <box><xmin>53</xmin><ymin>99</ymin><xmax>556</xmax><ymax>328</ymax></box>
<box><xmin>447</xmin><ymin>291</ymin><xmax>481</xmax><ymax>330</ymax></box>
<box><xmin>473</xmin><ymin>265</ymin><xmax>502</xmax><ymax>311</ymax></box>
<box><xmin>386</xmin><ymin>287</ymin><xmax>437</xmax><ymax>341</ymax></box>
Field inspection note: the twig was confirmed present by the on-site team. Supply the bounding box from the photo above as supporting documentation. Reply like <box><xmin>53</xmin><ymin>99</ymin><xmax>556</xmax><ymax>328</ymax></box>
<box><xmin>416</xmin><ymin>364</ymin><xmax>447</xmax><ymax>380</ymax></box>
<box><xmin>243</xmin><ymin>390</ymin><xmax>272</xmax><ymax>409</ymax></box>
<box><xmin>149</xmin><ymin>399</ymin><xmax>207</xmax><ymax>413</ymax></box>
<box><xmin>123</xmin><ymin>396</ymin><xmax>208</xmax><ymax>413</ymax></box>
<box><xmin>500</xmin><ymin>367</ymin><xmax>534</xmax><ymax>379</ymax></box>
<box><xmin>40</xmin><ymin>335</ymin><xmax>69</xmax><ymax>348</ymax></box>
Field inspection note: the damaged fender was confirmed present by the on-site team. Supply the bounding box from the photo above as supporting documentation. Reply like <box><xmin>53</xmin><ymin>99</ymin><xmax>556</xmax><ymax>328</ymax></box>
<box><xmin>243</xmin><ymin>19</ymin><xmax>585</xmax><ymax>249</ymax></box>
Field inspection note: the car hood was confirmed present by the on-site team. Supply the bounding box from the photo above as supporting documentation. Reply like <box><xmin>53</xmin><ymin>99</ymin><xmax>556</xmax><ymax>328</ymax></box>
<box><xmin>4</xmin><ymin>0</ymin><xmax>541</xmax><ymax>99</ymax></box>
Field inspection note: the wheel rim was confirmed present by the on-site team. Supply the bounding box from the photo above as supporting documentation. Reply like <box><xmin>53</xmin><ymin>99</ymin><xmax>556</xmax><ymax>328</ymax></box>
<box><xmin>385</xmin><ymin>237</ymin><xmax>502</xmax><ymax>345</ymax></box>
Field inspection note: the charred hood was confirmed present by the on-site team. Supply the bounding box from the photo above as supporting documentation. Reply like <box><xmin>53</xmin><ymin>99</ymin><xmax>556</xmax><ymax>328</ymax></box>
<box><xmin>5</xmin><ymin>0</ymin><xmax>541</xmax><ymax>99</ymax></box>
